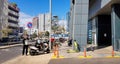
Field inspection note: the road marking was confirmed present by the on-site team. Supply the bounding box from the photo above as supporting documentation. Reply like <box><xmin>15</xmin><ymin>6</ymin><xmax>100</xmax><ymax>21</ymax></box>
<box><xmin>78</xmin><ymin>56</ymin><xmax>93</xmax><ymax>59</ymax></box>
<box><xmin>106</xmin><ymin>56</ymin><xmax>120</xmax><ymax>58</ymax></box>
<box><xmin>52</xmin><ymin>55</ymin><xmax>64</xmax><ymax>59</ymax></box>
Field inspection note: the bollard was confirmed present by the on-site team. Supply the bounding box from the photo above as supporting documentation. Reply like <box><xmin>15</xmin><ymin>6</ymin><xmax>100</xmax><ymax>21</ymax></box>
<box><xmin>84</xmin><ymin>47</ymin><xmax>87</xmax><ymax>57</ymax></box>
<box><xmin>112</xmin><ymin>47</ymin><xmax>114</xmax><ymax>57</ymax></box>
<box><xmin>56</xmin><ymin>45</ymin><xmax>59</xmax><ymax>58</ymax></box>
<box><xmin>53</xmin><ymin>46</ymin><xmax>56</xmax><ymax>56</ymax></box>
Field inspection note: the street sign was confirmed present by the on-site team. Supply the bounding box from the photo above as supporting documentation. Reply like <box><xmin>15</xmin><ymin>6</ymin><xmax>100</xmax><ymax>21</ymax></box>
<box><xmin>27</xmin><ymin>22</ymin><xmax>32</xmax><ymax>28</ymax></box>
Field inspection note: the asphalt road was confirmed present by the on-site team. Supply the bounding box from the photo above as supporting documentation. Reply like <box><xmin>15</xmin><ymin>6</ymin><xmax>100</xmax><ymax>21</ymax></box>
<box><xmin>48</xmin><ymin>58</ymin><xmax>120</xmax><ymax>64</ymax></box>
<box><xmin>0</xmin><ymin>46</ymin><xmax>22</xmax><ymax>63</ymax></box>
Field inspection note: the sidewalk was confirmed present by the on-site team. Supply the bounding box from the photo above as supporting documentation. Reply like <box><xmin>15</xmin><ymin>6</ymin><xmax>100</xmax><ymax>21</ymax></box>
<box><xmin>55</xmin><ymin>41</ymin><xmax>120</xmax><ymax>58</ymax></box>
<box><xmin>2</xmin><ymin>53</ymin><xmax>53</xmax><ymax>64</ymax></box>
<box><xmin>2</xmin><ymin>41</ymin><xmax>120</xmax><ymax>64</ymax></box>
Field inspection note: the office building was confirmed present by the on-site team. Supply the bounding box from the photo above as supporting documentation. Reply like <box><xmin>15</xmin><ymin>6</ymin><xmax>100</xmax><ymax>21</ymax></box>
<box><xmin>70</xmin><ymin>0</ymin><xmax>89</xmax><ymax>51</ymax></box>
<box><xmin>70</xmin><ymin>0</ymin><xmax>120</xmax><ymax>51</ymax></box>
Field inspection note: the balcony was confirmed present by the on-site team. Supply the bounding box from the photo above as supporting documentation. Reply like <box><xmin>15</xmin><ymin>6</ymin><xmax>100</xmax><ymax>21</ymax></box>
<box><xmin>8</xmin><ymin>5</ymin><xmax>19</xmax><ymax>12</ymax></box>
<box><xmin>8</xmin><ymin>16</ymin><xmax>19</xmax><ymax>22</ymax></box>
<box><xmin>8</xmin><ymin>9</ymin><xmax>19</xmax><ymax>16</ymax></box>
<box><xmin>8</xmin><ymin>22</ymin><xmax>19</xmax><ymax>28</ymax></box>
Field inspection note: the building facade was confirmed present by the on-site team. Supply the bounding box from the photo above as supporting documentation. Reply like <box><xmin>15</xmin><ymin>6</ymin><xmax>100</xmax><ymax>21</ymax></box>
<box><xmin>0</xmin><ymin>0</ymin><xmax>20</xmax><ymax>41</ymax></box>
<box><xmin>8</xmin><ymin>3</ymin><xmax>20</xmax><ymax>36</ymax></box>
<box><xmin>89</xmin><ymin>0</ymin><xmax>120</xmax><ymax>51</ymax></box>
<box><xmin>38</xmin><ymin>13</ymin><xmax>51</xmax><ymax>33</ymax></box>
<box><xmin>70</xmin><ymin>0</ymin><xmax>89</xmax><ymax>51</ymax></box>
<box><xmin>0</xmin><ymin>0</ymin><xmax>8</xmax><ymax>39</ymax></box>
<box><xmin>32</xmin><ymin>17</ymin><xmax>39</xmax><ymax>34</ymax></box>
<box><xmin>70</xmin><ymin>0</ymin><xmax>120</xmax><ymax>51</ymax></box>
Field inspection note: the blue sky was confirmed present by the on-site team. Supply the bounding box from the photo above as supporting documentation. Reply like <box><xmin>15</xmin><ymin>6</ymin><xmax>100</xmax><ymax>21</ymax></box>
<box><xmin>9</xmin><ymin>0</ymin><xmax>70</xmax><ymax>19</ymax></box>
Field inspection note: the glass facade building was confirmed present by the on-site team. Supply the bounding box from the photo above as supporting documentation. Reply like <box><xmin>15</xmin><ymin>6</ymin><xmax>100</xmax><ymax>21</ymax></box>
<box><xmin>70</xmin><ymin>0</ymin><xmax>120</xmax><ymax>51</ymax></box>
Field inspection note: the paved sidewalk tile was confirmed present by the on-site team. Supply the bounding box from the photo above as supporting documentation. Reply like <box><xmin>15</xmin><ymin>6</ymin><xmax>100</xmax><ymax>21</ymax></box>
<box><xmin>2</xmin><ymin>53</ymin><xmax>53</xmax><ymax>64</ymax></box>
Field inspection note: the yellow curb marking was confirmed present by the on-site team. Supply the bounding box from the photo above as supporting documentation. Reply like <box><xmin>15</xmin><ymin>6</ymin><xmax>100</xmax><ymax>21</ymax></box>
<box><xmin>79</xmin><ymin>56</ymin><xmax>92</xmax><ymax>58</ymax></box>
<box><xmin>106</xmin><ymin>56</ymin><xmax>120</xmax><ymax>58</ymax></box>
<box><xmin>52</xmin><ymin>55</ymin><xmax>64</xmax><ymax>59</ymax></box>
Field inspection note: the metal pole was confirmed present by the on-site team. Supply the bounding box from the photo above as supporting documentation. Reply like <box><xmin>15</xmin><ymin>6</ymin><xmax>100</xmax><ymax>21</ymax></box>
<box><xmin>37</xmin><ymin>17</ymin><xmax>39</xmax><ymax>38</ymax></box>
<box><xmin>72</xmin><ymin>3</ymin><xmax>75</xmax><ymax>49</ymax></box>
<box><xmin>49</xmin><ymin>0</ymin><xmax>52</xmax><ymax>50</ymax></box>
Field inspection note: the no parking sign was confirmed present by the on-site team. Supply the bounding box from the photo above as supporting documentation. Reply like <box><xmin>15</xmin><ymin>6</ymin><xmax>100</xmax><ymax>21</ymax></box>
<box><xmin>27</xmin><ymin>22</ymin><xmax>32</xmax><ymax>28</ymax></box>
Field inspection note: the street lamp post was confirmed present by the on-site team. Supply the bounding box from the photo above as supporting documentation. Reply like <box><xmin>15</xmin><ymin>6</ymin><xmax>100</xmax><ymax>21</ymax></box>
<box><xmin>49</xmin><ymin>0</ymin><xmax>52</xmax><ymax>50</ymax></box>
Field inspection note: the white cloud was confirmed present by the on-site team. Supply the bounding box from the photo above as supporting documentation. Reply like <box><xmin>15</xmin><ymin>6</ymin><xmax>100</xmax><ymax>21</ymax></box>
<box><xmin>19</xmin><ymin>12</ymin><xmax>33</xmax><ymax>28</ymax></box>
<box><xmin>58</xmin><ymin>20</ymin><xmax>68</xmax><ymax>30</ymax></box>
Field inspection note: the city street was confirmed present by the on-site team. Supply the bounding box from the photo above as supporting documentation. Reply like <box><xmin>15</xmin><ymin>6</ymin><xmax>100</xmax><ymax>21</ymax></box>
<box><xmin>0</xmin><ymin>45</ymin><xmax>22</xmax><ymax>63</ymax></box>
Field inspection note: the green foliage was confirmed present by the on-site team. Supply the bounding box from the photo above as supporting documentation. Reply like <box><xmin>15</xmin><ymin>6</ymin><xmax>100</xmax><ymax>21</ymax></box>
<box><xmin>45</xmin><ymin>31</ymin><xmax>49</xmax><ymax>37</ymax></box>
<box><xmin>11</xmin><ymin>2</ymin><xmax>17</xmax><ymax>7</ymax></box>
<box><xmin>52</xmin><ymin>26</ymin><xmax>59</xmax><ymax>33</ymax></box>
<box><xmin>1</xmin><ymin>28</ymin><xmax>12</xmax><ymax>37</ymax></box>
<box><xmin>31</xmin><ymin>33</ymin><xmax>37</xmax><ymax>38</ymax></box>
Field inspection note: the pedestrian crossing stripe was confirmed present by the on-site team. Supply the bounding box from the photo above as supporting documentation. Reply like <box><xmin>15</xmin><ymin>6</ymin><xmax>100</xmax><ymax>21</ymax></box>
<box><xmin>78</xmin><ymin>56</ymin><xmax>93</xmax><ymax>58</ymax></box>
<box><xmin>52</xmin><ymin>55</ymin><xmax>64</xmax><ymax>59</ymax></box>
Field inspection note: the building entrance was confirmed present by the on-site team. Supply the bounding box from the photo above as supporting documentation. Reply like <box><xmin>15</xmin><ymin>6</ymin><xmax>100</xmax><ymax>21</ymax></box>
<box><xmin>97</xmin><ymin>15</ymin><xmax>112</xmax><ymax>46</ymax></box>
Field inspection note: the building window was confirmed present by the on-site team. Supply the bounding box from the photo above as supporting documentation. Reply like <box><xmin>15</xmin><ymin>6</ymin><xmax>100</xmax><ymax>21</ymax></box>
<box><xmin>72</xmin><ymin>0</ymin><xmax>75</xmax><ymax>5</ymax></box>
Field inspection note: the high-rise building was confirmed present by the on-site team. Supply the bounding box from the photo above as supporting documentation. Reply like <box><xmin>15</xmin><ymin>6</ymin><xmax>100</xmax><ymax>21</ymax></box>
<box><xmin>32</xmin><ymin>17</ymin><xmax>39</xmax><ymax>34</ymax></box>
<box><xmin>66</xmin><ymin>12</ymin><xmax>70</xmax><ymax>32</ymax></box>
<box><xmin>70</xmin><ymin>0</ymin><xmax>120</xmax><ymax>51</ymax></box>
<box><xmin>8</xmin><ymin>3</ymin><xmax>20</xmax><ymax>36</ymax></box>
<box><xmin>37</xmin><ymin>13</ymin><xmax>51</xmax><ymax>33</ymax></box>
<box><xmin>0</xmin><ymin>0</ymin><xmax>20</xmax><ymax>40</ymax></box>
<box><xmin>70</xmin><ymin>0</ymin><xmax>89</xmax><ymax>51</ymax></box>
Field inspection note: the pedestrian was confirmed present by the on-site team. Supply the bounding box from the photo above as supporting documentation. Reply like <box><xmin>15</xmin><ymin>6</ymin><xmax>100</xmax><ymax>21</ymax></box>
<box><xmin>73</xmin><ymin>40</ymin><xmax>80</xmax><ymax>52</ymax></box>
<box><xmin>68</xmin><ymin>38</ymin><xmax>72</xmax><ymax>46</ymax></box>
<box><xmin>21</xmin><ymin>32</ymin><xmax>29</xmax><ymax>55</ymax></box>
<box><xmin>51</xmin><ymin>37</ymin><xmax>55</xmax><ymax>49</ymax></box>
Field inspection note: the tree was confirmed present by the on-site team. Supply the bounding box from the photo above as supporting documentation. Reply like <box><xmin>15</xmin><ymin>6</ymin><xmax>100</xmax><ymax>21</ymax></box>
<box><xmin>1</xmin><ymin>28</ymin><xmax>12</xmax><ymax>37</ymax></box>
<box><xmin>52</xmin><ymin>26</ymin><xmax>59</xmax><ymax>33</ymax></box>
<box><xmin>45</xmin><ymin>31</ymin><xmax>49</xmax><ymax>37</ymax></box>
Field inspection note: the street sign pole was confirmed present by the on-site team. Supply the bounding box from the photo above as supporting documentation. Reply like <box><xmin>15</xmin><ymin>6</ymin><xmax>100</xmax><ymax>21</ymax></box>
<box><xmin>27</xmin><ymin>22</ymin><xmax>32</xmax><ymax>39</ymax></box>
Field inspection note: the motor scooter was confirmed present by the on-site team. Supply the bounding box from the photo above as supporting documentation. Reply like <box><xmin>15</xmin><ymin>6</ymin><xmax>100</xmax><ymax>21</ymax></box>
<box><xmin>29</xmin><ymin>39</ymin><xmax>50</xmax><ymax>55</ymax></box>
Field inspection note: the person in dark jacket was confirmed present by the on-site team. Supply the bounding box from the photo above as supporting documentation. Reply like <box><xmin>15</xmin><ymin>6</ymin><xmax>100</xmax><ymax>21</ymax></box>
<box><xmin>21</xmin><ymin>33</ymin><xmax>29</xmax><ymax>55</ymax></box>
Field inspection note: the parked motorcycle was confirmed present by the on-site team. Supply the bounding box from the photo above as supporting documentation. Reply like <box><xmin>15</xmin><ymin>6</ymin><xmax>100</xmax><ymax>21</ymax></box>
<box><xmin>29</xmin><ymin>39</ymin><xmax>50</xmax><ymax>55</ymax></box>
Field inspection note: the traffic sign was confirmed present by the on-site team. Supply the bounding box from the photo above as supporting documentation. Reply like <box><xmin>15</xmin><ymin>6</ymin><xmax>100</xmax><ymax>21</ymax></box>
<box><xmin>27</xmin><ymin>22</ymin><xmax>32</xmax><ymax>28</ymax></box>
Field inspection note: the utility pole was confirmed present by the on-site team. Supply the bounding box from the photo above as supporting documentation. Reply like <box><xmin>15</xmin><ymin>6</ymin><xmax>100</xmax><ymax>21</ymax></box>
<box><xmin>49</xmin><ymin>0</ymin><xmax>52</xmax><ymax>50</ymax></box>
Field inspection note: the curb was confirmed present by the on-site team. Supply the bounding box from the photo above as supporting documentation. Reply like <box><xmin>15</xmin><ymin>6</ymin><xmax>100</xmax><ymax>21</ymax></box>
<box><xmin>0</xmin><ymin>44</ymin><xmax>22</xmax><ymax>49</ymax></box>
